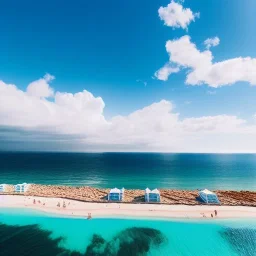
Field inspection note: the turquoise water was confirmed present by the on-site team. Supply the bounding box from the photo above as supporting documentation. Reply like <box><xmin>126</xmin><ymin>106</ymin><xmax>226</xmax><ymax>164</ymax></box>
<box><xmin>0</xmin><ymin>208</ymin><xmax>256</xmax><ymax>255</ymax></box>
<box><xmin>1</xmin><ymin>152</ymin><xmax>256</xmax><ymax>190</ymax></box>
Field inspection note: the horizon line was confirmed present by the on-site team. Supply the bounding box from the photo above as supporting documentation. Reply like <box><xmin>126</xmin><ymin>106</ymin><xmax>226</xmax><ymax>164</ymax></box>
<box><xmin>1</xmin><ymin>150</ymin><xmax>256</xmax><ymax>155</ymax></box>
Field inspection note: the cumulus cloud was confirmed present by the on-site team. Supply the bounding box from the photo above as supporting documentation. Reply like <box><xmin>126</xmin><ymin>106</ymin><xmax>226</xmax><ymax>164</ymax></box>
<box><xmin>154</xmin><ymin>64</ymin><xmax>180</xmax><ymax>81</ymax></box>
<box><xmin>204</xmin><ymin>37</ymin><xmax>220</xmax><ymax>49</ymax></box>
<box><xmin>155</xmin><ymin>35</ymin><xmax>256</xmax><ymax>87</ymax></box>
<box><xmin>0</xmin><ymin>78</ymin><xmax>108</xmax><ymax>135</ymax></box>
<box><xmin>158</xmin><ymin>0</ymin><xmax>199</xmax><ymax>30</ymax></box>
<box><xmin>1</xmin><ymin>76</ymin><xmax>256</xmax><ymax>152</ymax></box>
<box><xmin>181</xmin><ymin>115</ymin><xmax>245</xmax><ymax>132</ymax></box>
<box><xmin>27</xmin><ymin>74</ymin><xmax>55</xmax><ymax>98</ymax></box>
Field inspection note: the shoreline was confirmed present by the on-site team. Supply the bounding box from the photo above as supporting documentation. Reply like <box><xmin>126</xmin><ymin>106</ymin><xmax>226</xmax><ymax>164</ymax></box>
<box><xmin>1</xmin><ymin>195</ymin><xmax>256</xmax><ymax>220</ymax></box>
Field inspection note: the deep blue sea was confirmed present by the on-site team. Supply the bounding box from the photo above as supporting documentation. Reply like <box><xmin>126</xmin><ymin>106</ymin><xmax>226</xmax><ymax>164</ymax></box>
<box><xmin>0</xmin><ymin>152</ymin><xmax>256</xmax><ymax>190</ymax></box>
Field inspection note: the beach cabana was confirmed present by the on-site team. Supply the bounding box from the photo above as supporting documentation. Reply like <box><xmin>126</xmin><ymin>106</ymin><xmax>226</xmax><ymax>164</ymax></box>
<box><xmin>199</xmin><ymin>189</ymin><xmax>220</xmax><ymax>204</ymax></box>
<box><xmin>145</xmin><ymin>188</ymin><xmax>160</xmax><ymax>203</ymax></box>
<box><xmin>108</xmin><ymin>187</ymin><xmax>124</xmax><ymax>201</ymax></box>
<box><xmin>0</xmin><ymin>184</ymin><xmax>6</xmax><ymax>193</ymax></box>
<box><xmin>14</xmin><ymin>183</ymin><xmax>30</xmax><ymax>193</ymax></box>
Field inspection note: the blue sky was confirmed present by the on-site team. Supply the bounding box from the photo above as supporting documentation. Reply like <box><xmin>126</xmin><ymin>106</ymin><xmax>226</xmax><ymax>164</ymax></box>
<box><xmin>0</xmin><ymin>0</ymin><xmax>256</xmax><ymax>152</ymax></box>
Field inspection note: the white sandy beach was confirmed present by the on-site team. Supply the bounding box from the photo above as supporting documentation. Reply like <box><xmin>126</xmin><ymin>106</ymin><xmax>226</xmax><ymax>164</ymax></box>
<box><xmin>0</xmin><ymin>195</ymin><xmax>256</xmax><ymax>220</ymax></box>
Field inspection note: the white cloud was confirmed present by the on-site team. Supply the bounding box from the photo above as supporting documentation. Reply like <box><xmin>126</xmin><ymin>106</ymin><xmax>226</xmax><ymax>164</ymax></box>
<box><xmin>207</xmin><ymin>90</ymin><xmax>216</xmax><ymax>95</ymax></box>
<box><xmin>155</xmin><ymin>35</ymin><xmax>256</xmax><ymax>87</ymax></box>
<box><xmin>158</xmin><ymin>0</ymin><xmax>199</xmax><ymax>30</ymax></box>
<box><xmin>27</xmin><ymin>73</ymin><xmax>55</xmax><ymax>98</ymax></box>
<box><xmin>1</xmin><ymin>76</ymin><xmax>256</xmax><ymax>152</ymax></box>
<box><xmin>181</xmin><ymin>115</ymin><xmax>245</xmax><ymax>132</ymax></box>
<box><xmin>154</xmin><ymin>63</ymin><xmax>180</xmax><ymax>81</ymax></box>
<box><xmin>0</xmin><ymin>78</ymin><xmax>108</xmax><ymax>135</ymax></box>
<box><xmin>204</xmin><ymin>37</ymin><xmax>220</xmax><ymax>49</ymax></box>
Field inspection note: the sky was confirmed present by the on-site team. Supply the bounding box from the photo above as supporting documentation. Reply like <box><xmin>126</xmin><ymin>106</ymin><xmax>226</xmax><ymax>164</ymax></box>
<box><xmin>0</xmin><ymin>0</ymin><xmax>256</xmax><ymax>152</ymax></box>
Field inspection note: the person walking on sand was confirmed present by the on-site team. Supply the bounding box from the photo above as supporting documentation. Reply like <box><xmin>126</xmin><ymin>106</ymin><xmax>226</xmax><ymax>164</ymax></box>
<box><xmin>63</xmin><ymin>201</ymin><xmax>66</xmax><ymax>208</ymax></box>
<box><xmin>33</xmin><ymin>199</ymin><xmax>36</xmax><ymax>204</ymax></box>
<box><xmin>214</xmin><ymin>210</ymin><xmax>217</xmax><ymax>217</ymax></box>
<box><xmin>211</xmin><ymin>214</ymin><xmax>213</xmax><ymax>218</ymax></box>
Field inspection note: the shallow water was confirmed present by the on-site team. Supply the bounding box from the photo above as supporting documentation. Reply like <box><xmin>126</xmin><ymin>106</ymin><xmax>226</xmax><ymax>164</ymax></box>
<box><xmin>0</xmin><ymin>208</ymin><xmax>255</xmax><ymax>255</ymax></box>
<box><xmin>1</xmin><ymin>152</ymin><xmax>256</xmax><ymax>190</ymax></box>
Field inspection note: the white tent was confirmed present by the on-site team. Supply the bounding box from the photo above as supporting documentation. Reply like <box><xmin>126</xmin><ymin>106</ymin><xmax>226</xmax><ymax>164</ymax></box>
<box><xmin>108</xmin><ymin>187</ymin><xmax>125</xmax><ymax>201</ymax></box>
<box><xmin>145</xmin><ymin>188</ymin><xmax>160</xmax><ymax>202</ymax></box>
<box><xmin>199</xmin><ymin>189</ymin><xmax>220</xmax><ymax>204</ymax></box>
<box><xmin>0</xmin><ymin>184</ymin><xmax>6</xmax><ymax>193</ymax></box>
<box><xmin>14</xmin><ymin>183</ymin><xmax>30</xmax><ymax>193</ymax></box>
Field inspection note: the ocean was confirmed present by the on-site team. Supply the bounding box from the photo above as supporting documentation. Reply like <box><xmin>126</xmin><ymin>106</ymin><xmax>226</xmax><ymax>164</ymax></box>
<box><xmin>1</xmin><ymin>152</ymin><xmax>256</xmax><ymax>255</ymax></box>
<box><xmin>0</xmin><ymin>208</ymin><xmax>255</xmax><ymax>256</ymax></box>
<box><xmin>0</xmin><ymin>152</ymin><xmax>256</xmax><ymax>190</ymax></box>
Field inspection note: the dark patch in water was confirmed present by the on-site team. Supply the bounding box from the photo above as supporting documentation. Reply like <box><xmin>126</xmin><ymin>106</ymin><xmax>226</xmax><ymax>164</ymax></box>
<box><xmin>85</xmin><ymin>234</ymin><xmax>106</xmax><ymax>255</ymax></box>
<box><xmin>221</xmin><ymin>227</ymin><xmax>256</xmax><ymax>256</ymax></box>
<box><xmin>0</xmin><ymin>223</ymin><xmax>80</xmax><ymax>256</ymax></box>
<box><xmin>85</xmin><ymin>227</ymin><xmax>166</xmax><ymax>256</ymax></box>
<box><xmin>0</xmin><ymin>223</ymin><xmax>166</xmax><ymax>256</ymax></box>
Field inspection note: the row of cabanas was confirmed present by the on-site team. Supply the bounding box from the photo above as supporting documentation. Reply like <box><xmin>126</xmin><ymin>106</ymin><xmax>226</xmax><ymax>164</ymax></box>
<box><xmin>108</xmin><ymin>187</ymin><xmax>161</xmax><ymax>203</ymax></box>
<box><xmin>108</xmin><ymin>187</ymin><xmax>220</xmax><ymax>204</ymax></box>
<box><xmin>108</xmin><ymin>187</ymin><xmax>161</xmax><ymax>202</ymax></box>
<box><xmin>0</xmin><ymin>184</ymin><xmax>220</xmax><ymax>204</ymax></box>
<box><xmin>0</xmin><ymin>183</ymin><xmax>30</xmax><ymax>193</ymax></box>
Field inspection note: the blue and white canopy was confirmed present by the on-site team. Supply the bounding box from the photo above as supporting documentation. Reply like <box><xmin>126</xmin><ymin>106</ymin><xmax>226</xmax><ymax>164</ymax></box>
<box><xmin>108</xmin><ymin>187</ymin><xmax>125</xmax><ymax>201</ymax></box>
<box><xmin>199</xmin><ymin>189</ymin><xmax>220</xmax><ymax>204</ymax></box>
<box><xmin>0</xmin><ymin>184</ymin><xmax>7</xmax><ymax>192</ymax></box>
<box><xmin>14</xmin><ymin>183</ymin><xmax>30</xmax><ymax>193</ymax></box>
<box><xmin>145</xmin><ymin>188</ymin><xmax>160</xmax><ymax>202</ymax></box>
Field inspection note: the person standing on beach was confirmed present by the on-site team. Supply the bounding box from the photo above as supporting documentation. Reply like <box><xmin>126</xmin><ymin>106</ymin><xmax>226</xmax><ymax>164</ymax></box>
<box><xmin>214</xmin><ymin>210</ymin><xmax>217</xmax><ymax>216</ymax></box>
